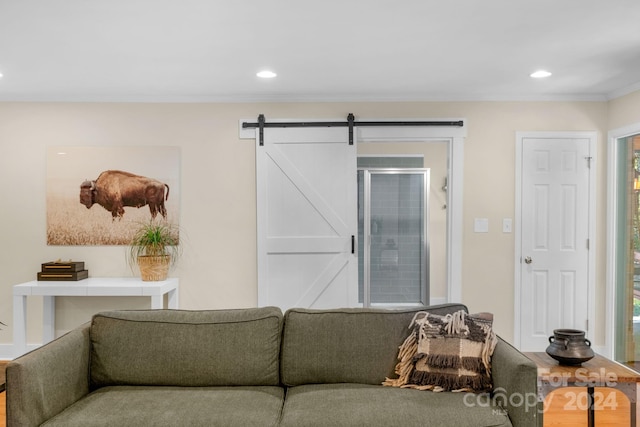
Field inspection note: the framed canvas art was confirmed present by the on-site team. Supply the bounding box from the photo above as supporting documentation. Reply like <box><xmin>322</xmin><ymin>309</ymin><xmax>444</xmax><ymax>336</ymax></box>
<box><xmin>46</xmin><ymin>146</ymin><xmax>180</xmax><ymax>245</ymax></box>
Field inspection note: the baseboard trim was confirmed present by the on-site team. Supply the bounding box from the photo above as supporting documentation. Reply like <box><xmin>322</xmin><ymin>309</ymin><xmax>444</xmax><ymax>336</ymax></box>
<box><xmin>429</xmin><ymin>297</ymin><xmax>448</xmax><ymax>306</ymax></box>
<box><xmin>591</xmin><ymin>345</ymin><xmax>609</xmax><ymax>359</ymax></box>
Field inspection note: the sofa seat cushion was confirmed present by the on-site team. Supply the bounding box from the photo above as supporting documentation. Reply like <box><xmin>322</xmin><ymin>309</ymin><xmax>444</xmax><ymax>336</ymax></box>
<box><xmin>280</xmin><ymin>383</ymin><xmax>512</xmax><ymax>427</ymax></box>
<box><xmin>90</xmin><ymin>307</ymin><xmax>283</xmax><ymax>387</ymax></box>
<box><xmin>41</xmin><ymin>386</ymin><xmax>285</xmax><ymax>427</ymax></box>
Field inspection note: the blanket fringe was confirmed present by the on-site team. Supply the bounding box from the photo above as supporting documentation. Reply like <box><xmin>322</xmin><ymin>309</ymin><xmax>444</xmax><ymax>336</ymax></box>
<box><xmin>425</xmin><ymin>353</ymin><xmax>460</xmax><ymax>369</ymax></box>
<box><xmin>482</xmin><ymin>328</ymin><xmax>498</xmax><ymax>376</ymax></box>
<box><xmin>382</xmin><ymin>311</ymin><xmax>426</xmax><ymax>387</ymax></box>
<box><xmin>408</xmin><ymin>370</ymin><xmax>492</xmax><ymax>393</ymax></box>
<box><xmin>444</xmin><ymin>310</ymin><xmax>468</xmax><ymax>335</ymax></box>
<box><xmin>382</xmin><ymin>327</ymin><xmax>417</xmax><ymax>387</ymax></box>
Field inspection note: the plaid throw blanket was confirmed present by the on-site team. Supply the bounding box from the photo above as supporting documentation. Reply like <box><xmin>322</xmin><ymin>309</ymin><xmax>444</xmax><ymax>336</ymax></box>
<box><xmin>383</xmin><ymin>310</ymin><xmax>497</xmax><ymax>392</ymax></box>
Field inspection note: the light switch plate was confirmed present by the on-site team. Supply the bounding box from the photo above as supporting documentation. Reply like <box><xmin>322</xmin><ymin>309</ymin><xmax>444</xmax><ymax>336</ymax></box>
<box><xmin>503</xmin><ymin>218</ymin><xmax>512</xmax><ymax>233</ymax></box>
<box><xmin>474</xmin><ymin>218</ymin><xmax>489</xmax><ymax>233</ymax></box>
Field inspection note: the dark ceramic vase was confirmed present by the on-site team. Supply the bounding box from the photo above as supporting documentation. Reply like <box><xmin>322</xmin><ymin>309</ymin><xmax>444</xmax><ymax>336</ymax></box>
<box><xmin>545</xmin><ymin>329</ymin><xmax>594</xmax><ymax>366</ymax></box>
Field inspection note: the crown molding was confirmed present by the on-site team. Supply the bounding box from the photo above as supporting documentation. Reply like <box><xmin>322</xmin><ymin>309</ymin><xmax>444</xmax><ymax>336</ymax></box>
<box><xmin>0</xmin><ymin>92</ymin><xmax>612</xmax><ymax>103</ymax></box>
<box><xmin>606</xmin><ymin>81</ymin><xmax>640</xmax><ymax>100</ymax></box>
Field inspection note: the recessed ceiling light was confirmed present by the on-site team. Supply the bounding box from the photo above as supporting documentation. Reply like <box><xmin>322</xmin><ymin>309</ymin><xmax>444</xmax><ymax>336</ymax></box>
<box><xmin>257</xmin><ymin>70</ymin><xmax>277</xmax><ymax>79</ymax></box>
<box><xmin>530</xmin><ymin>70</ymin><xmax>552</xmax><ymax>79</ymax></box>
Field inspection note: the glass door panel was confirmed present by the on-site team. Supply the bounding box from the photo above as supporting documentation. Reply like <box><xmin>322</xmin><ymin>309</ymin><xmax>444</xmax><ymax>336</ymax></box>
<box><xmin>614</xmin><ymin>134</ymin><xmax>640</xmax><ymax>368</ymax></box>
<box><xmin>358</xmin><ymin>169</ymin><xmax>429</xmax><ymax>306</ymax></box>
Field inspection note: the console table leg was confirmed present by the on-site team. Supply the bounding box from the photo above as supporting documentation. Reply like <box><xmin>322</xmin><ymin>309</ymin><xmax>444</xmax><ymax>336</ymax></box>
<box><xmin>167</xmin><ymin>288</ymin><xmax>178</xmax><ymax>309</ymax></box>
<box><xmin>151</xmin><ymin>295</ymin><xmax>163</xmax><ymax>309</ymax></box>
<box><xmin>43</xmin><ymin>296</ymin><xmax>55</xmax><ymax>344</ymax></box>
<box><xmin>13</xmin><ymin>295</ymin><xmax>27</xmax><ymax>358</ymax></box>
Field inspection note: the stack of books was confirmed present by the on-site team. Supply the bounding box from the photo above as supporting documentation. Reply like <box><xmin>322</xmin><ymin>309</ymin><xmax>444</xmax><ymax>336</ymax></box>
<box><xmin>37</xmin><ymin>261</ymin><xmax>88</xmax><ymax>281</ymax></box>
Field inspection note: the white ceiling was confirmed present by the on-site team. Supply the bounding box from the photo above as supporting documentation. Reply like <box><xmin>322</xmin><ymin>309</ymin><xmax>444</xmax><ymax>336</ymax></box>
<box><xmin>1</xmin><ymin>0</ymin><xmax>639</xmax><ymax>102</ymax></box>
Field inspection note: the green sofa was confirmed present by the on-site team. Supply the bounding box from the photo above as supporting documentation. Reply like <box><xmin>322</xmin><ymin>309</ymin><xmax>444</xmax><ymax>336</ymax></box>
<box><xmin>6</xmin><ymin>304</ymin><xmax>539</xmax><ymax>427</ymax></box>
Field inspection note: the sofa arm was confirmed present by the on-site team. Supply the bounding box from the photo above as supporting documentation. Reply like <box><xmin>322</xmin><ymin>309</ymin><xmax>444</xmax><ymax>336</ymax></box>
<box><xmin>491</xmin><ymin>337</ymin><xmax>539</xmax><ymax>427</ymax></box>
<box><xmin>6</xmin><ymin>323</ymin><xmax>91</xmax><ymax>427</ymax></box>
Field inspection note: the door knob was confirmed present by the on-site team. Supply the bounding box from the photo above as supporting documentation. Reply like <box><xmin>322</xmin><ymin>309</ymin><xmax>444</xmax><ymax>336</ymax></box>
<box><xmin>524</xmin><ymin>256</ymin><xmax>533</xmax><ymax>264</ymax></box>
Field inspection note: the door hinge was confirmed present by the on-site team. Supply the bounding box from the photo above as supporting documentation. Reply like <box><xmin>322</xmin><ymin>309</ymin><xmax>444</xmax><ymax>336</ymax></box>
<box><xmin>586</xmin><ymin>319</ymin><xmax>589</xmax><ymax>331</ymax></box>
<box><xmin>585</xmin><ymin>156</ymin><xmax>593</xmax><ymax>168</ymax></box>
<box><xmin>586</xmin><ymin>238</ymin><xmax>590</xmax><ymax>250</ymax></box>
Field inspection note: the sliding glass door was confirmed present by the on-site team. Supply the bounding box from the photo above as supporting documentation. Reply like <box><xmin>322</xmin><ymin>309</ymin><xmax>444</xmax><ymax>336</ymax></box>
<box><xmin>613</xmin><ymin>133</ymin><xmax>640</xmax><ymax>367</ymax></box>
<box><xmin>358</xmin><ymin>168</ymin><xmax>430</xmax><ymax>307</ymax></box>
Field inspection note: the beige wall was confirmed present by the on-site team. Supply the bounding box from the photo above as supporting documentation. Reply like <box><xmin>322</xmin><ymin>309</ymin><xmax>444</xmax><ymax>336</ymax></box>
<box><xmin>0</xmin><ymin>99</ymin><xmax>622</xmax><ymax>356</ymax></box>
<box><xmin>609</xmin><ymin>90</ymin><xmax>640</xmax><ymax>130</ymax></box>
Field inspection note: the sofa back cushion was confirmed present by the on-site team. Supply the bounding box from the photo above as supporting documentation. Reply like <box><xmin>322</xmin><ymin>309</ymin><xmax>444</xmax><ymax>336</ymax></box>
<box><xmin>90</xmin><ymin>307</ymin><xmax>283</xmax><ymax>388</ymax></box>
<box><xmin>280</xmin><ymin>304</ymin><xmax>468</xmax><ymax>386</ymax></box>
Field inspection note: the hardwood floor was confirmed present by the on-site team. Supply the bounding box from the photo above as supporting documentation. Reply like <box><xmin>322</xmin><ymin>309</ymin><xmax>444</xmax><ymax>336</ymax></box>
<box><xmin>0</xmin><ymin>390</ymin><xmax>4</xmax><ymax>427</ymax></box>
<box><xmin>1</xmin><ymin>360</ymin><xmax>6</xmax><ymax>427</ymax></box>
<box><xmin>625</xmin><ymin>361</ymin><xmax>640</xmax><ymax>373</ymax></box>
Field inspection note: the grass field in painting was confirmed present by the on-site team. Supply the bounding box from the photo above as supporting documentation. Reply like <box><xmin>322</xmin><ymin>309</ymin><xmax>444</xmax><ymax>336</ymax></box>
<box><xmin>47</xmin><ymin>196</ymin><xmax>179</xmax><ymax>246</ymax></box>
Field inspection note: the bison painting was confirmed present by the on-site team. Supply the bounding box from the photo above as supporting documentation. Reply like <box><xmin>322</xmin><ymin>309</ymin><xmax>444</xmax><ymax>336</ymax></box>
<box><xmin>80</xmin><ymin>170</ymin><xmax>170</xmax><ymax>220</ymax></box>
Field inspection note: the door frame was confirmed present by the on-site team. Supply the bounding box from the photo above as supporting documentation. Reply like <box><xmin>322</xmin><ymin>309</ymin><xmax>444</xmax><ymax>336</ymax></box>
<box><xmin>514</xmin><ymin>131</ymin><xmax>597</xmax><ymax>349</ymax></box>
<box><xmin>240</xmin><ymin>117</ymin><xmax>466</xmax><ymax>304</ymax></box>
<box><xmin>606</xmin><ymin>122</ymin><xmax>640</xmax><ymax>359</ymax></box>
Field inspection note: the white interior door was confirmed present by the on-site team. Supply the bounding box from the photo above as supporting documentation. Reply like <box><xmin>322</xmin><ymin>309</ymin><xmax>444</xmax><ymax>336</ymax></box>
<box><xmin>256</xmin><ymin>126</ymin><xmax>358</xmax><ymax>310</ymax></box>
<box><xmin>517</xmin><ymin>134</ymin><xmax>594</xmax><ymax>351</ymax></box>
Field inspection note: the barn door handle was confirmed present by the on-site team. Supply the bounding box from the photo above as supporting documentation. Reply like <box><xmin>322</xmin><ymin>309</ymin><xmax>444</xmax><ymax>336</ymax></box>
<box><xmin>524</xmin><ymin>256</ymin><xmax>533</xmax><ymax>264</ymax></box>
<box><xmin>351</xmin><ymin>235</ymin><xmax>355</xmax><ymax>254</ymax></box>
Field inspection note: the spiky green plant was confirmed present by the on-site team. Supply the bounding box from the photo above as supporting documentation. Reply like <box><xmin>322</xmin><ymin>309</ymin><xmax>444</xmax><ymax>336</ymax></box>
<box><xmin>127</xmin><ymin>220</ymin><xmax>181</xmax><ymax>269</ymax></box>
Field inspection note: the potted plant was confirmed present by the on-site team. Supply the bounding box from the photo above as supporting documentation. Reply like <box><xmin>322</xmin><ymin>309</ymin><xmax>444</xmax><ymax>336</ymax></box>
<box><xmin>128</xmin><ymin>220</ymin><xmax>180</xmax><ymax>281</ymax></box>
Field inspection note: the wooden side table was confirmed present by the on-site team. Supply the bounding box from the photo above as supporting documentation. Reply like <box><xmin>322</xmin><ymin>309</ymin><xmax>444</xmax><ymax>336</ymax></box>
<box><xmin>525</xmin><ymin>352</ymin><xmax>640</xmax><ymax>427</ymax></box>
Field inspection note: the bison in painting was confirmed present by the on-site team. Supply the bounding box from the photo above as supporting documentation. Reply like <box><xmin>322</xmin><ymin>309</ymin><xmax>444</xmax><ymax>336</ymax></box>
<box><xmin>80</xmin><ymin>170</ymin><xmax>170</xmax><ymax>220</ymax></box>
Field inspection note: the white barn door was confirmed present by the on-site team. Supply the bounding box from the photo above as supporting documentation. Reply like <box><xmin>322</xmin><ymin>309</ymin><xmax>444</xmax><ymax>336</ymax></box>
<box><xmin>256</xmin><ymin>126</ymin><xmax>358</xmax><ymax>310</ymax></box>
<box><xmin>516</xmin><ymin>133</ymin><xmax>595</xmax><ymax>351</ymax></box>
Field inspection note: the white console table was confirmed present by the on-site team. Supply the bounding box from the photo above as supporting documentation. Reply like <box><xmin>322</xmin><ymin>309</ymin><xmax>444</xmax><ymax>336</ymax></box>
<box><xmin>13</xmin><ymin>277</ymin><xmax>179</xmax><ymax>358</ymax></box>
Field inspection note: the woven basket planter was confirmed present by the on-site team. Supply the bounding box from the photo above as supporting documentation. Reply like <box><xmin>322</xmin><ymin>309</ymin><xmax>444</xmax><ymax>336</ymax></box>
<box><xmin>137</xmin><ymin>255</ymin><xmax>171</xmax><ymax>281</ymax></box>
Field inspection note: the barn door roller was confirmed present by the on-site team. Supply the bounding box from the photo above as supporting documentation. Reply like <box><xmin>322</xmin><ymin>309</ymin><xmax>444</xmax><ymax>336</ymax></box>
<box><xmin>347</xmin><ymin>113</ymin><xmax>355</xmax><ymax>145</ymax></box>
<box><xmin>242</xmin><ymin>114</ymin><xmax>464</xmax><ymax>146</ymax></box>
